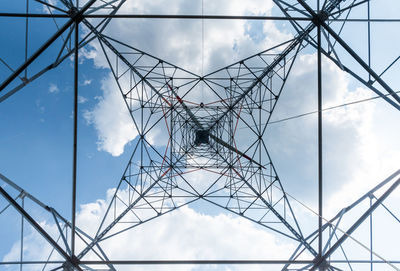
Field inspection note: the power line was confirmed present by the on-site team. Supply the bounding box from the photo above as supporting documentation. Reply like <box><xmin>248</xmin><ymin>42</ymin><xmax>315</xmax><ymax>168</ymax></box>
<box><xmin>239</xmin><ymin>90</ymin><xmax>400</xmax><ymax>129</ymax></box>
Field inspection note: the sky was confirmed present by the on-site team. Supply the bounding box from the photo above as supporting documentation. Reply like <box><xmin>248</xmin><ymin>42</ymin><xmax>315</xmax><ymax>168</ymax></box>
<box><xmin>0</xmin><ymin>0</ymin><xmax>400</xmax><ymax>271</ymax></box>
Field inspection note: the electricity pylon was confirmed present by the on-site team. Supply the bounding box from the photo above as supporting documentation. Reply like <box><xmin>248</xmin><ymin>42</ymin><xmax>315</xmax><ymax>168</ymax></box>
<box><xmin>0</xmin><ymin>1</ymin><xmax>399</xmax><ymax>270</ymax></box>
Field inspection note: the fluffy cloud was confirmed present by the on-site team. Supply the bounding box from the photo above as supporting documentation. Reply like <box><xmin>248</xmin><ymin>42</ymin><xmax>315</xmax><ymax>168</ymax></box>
<box><xmin>76</xmin><ymin>188</ymin><xmax>297</xmax><ymax>268</ymax></box>
<box><xmin>2</xmin><ymin>221</ymin><xmax>63</xmax><ymax>271</ymax></box>
<box><xmin>82</xmin><ymin>0</ymin><xmax>289</xmax><ymax>73</ymax></box>
<box><xmin>41</xmin><ymin>0</ymin><xmax>58</xmax><ymax>14</ymax></box>
<box><xmin>83</xmin><ymin>73</ymin><xmax>137</xmax><ymax>156</ymax></box>
<box><xmin>81</xmin><ymin>0</ymin><xmax>293</xmax><ymax>157</ymax></box>
<box><xmin>3</xmin><ymin>1</ymin><xmax>400</xmax><ymax>270</ymax></box>
<box><xmin>82</xmin><ymin>79</ymin><xmax>92</xmax><ymax>86</ymax></box>
<box><xmin>76</xmin><ymin>0</ymin><xmax>400</xmax><ymax>268</ymax></box>
<box><xmin>324</xmin><ymin>100</ymin><xmax>400</xmax><ymax>216</ymax></box>
<box><xmin>81</xmin><ymin>0</ymin><xmax>400</xmax><ymax>218</ymax></box>
<box><xmin>78</xmin><ymin>95</ymin><xmax>88</xmax><ymax>104</ymax></box>
<box><xmin>265</xmin><ymin>52</ymin><xmax>400</xmax><ymax>217</ymax></box>
<box><xmin>2</xmin><ymin>187</ymin><xmax>298</xmax><ymax>271</ymax></box>
<box><xmin>48</xmin><ymin>83</ymin><xmax>59</xmax><ymax>94</ymax></box>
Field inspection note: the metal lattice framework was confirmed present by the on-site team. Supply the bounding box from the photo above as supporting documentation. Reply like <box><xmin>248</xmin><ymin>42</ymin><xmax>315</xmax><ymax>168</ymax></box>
<box><xmin>0</xmin><ymin>0</ymin><xmax>400</xmax><ymax>270</ymax></box>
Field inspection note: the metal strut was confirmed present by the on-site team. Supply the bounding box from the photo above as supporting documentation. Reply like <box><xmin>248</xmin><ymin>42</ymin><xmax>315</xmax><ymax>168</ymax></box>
<box><xmin>0</xmin><ymin>0</ymin><xmax>96</xmax><ymax>93</ymax></box>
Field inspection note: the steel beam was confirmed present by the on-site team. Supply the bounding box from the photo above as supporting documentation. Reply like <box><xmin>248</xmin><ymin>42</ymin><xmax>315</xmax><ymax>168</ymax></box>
<box><xmin>311</xmin><ymin>177</ymin><xmax>400</xmax><ymax>270</ymax></box>
<box><xmin>0</xmin><ymin>186</ymin><xmax>82</xmax><ymax>271</ymax></box>
<box><xmin>0</xmin><ymin>0</ymin><xmax>96</xmax><ymax>93</ymax></box>
<box><xmin>76</xmin><ymin>147</ymin><xmax>194</xmax><ymax>259</ymax></box>
<box><xmin>209</xmin><ymin>0</ymin><xmax>345</xmax><ymax>131</ymax></box>
<box><xmin>208</xmin><ymin>145</ymin><xmax>318</xmax><ymax>257</ymax></box>
<box><xmin>71</xmin><ymin>20</ymin><xmax>79</xmax><ymax>257</ymax></box>
<box><xmin>0</xmin><ymin>13</ymin><xmax>312</xmax><ymax>20</ymax></box>
<box><xmin>79</xmin><ymin>260</ymin><xmax>314</xmax><ymax>265</ymax></box>
<box><xmin>296</xmin><ymin>0</ymin><xmax>400</xmax><ymax>108</ymax></box>
<box><xmin>317</xmin><ymin>22</ymin><xmax>323</xmax><ymax>265</ymax></box>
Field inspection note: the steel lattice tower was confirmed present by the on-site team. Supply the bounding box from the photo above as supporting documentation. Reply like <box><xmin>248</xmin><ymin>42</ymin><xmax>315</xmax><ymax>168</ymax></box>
<box><xmin>0</xmin><ymin>0</ymin><xmax>400</xmax><ymax>271</ymax></box>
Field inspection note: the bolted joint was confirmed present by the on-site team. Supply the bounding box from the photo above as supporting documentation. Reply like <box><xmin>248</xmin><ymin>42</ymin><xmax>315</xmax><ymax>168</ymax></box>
<box><xmin>62</xmin><ymin>261</ymin><xmax>76</xmax><ymax>271</ymax></box>
<box><xmin>67</xmin><ymin>7</ymin><xmax>78</xmax><ymax>16</ymax></box>
<box><xmin>312</xmin><ymin>11</ymin><xmax>329</xmax><ymax>26</ymax></box>
<box><xmin>68</xmin><ymin>7</ymin><xmax>85</xmax><ymax>24</ymax></box>
<box><xmin>312</xmin><ymin>255</ymin><xmax>329</xmax><ymax>271</ymax></box>
<box><xmin>70</xmin><ymin>255</ymin><xmax>80</xmax><ymax>266</ymax></box>
<box><xmin>368</xmin><ymin>192</ymin><xmax>374</xmax><ymax>199</ymax></box>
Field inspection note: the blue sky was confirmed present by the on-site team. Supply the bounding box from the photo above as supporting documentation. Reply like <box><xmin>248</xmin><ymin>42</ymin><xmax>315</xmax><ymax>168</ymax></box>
<box><xmin>1</xmin><ymin>1</ymin><xmax>400</xmax><ymax>270</ymax></box>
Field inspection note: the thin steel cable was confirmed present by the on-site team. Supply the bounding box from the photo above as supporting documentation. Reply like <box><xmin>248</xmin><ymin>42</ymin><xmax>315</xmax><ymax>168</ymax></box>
<box><xmin>240</xmin><ymin>90</ymin><xmax>400</xmax><ymax>129</ymax></box>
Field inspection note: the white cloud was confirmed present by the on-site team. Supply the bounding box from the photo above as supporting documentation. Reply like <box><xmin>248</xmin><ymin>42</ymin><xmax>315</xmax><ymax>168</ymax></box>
<box><xmin>83</xmin><ymin>73</ymin><xmax>137</xmax><ymax>156</ymax></box>
<box><xmin>78</xmin><ymin>95</ymin><xmax>88</xmax><ymax>104</ymax></box>
<box><xmin>77</xmin><ymin>187</ymin><xmax>297</xmax><ymax>261</ymax></box>
<box><xmin>81</xmin><ymin>0</ymin><xmax>293</xmax><ymax>73</ymax></box>
<box><xmin>2</xmin><ymin>1</ymin><xmax>400</xmax><ymax>270</ymax></box>
<box><xmin>2</xmin><ymin>187</ymin><xmax>298</xmax><ymax>271</ymax></box>
<box><xmin>88</xmin><ymin>206</ymin><xmax>296</xmax><ymax>270</ymax></box>
<box><xmin>81</xmin><ymin>0</ymin><xmax>292</xmax><ymax>157</ymax></box>
<box><xmin>74</xmin><ymin>0</ymin><xmax>400</xmax><ymax>266</ymax></box>
<box><xmin>80</xmin><ymin>0</ymin><xmax>400</xmax><ymax>220</ymax></box>
<box><xmin>2</xmin><ymin>221</ymin><xmax>63</xmax><ymax>271</ymax></box>
<box><xmin>265</xmin><ymin>52</ymin><xmax>400</xmax><ymax>218</ymax></box>
<box><xmin>41</xmin><ymin>0</ymin><xmax>58</xmax><ymax>14</ymax></box>
<box><xmin>48</xmin><ymin>83</ymin><xmax>59</xmax><ymax>94</ymax></box>
<box><xmin>82</xmin><ymin>79</ymin><xmax>92</xmax><ymax>86</ymax></box>
<box><xmin>324</xmin><ymin>99</ymin><xmax>400</xmax><ymax>216</ymax></box>
<box><xmin>95</xmin><ymin>0</ymin><xmax>289</xmax><ymax>74</ymax></box>
<box><xmin>35</xmin><ymin>99</ymin><xmax>45</xmax><ymax>114</ymax></box>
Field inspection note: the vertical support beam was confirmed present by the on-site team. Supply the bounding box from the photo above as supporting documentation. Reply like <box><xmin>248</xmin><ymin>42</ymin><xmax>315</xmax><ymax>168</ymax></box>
<box><xmin>367</xmin><ymin>0</ymin><xmax>371</xmax><ymax>82</ymax></box>
<box><xmin>24</xmin><ymin>0</ymin><xmax>29</xmax><ymax>79</ymax></box>
<box><xmin>296</xmin><ymin>0</ymin><xmax>400</xmax><ymax>108</ymax></box>
<box><xmin>169</xmin><ymin>79</ymin><xmax>173</xmax><ymax>187</ymax></box>
<box><xmin>369</xmin><ymin>195</ymin><xmax>373</xmax><ymax>271</ymax></box>
<box><xmin>0</xmin><ymin>0</ymin><xmax>96</xmax><ymax>93</ymax></box>
<box><xmin>317</xmin><ymin>23</ymin><xmax>323</xmax><ymax>269</ymax></box>
<box><xmin>311</xmin><ymin>178</ymin><xmax>400</xmax><ymax>270</ymax></box>
<box><xmin>0</xmin><ymin>186</ymin><xmax>82</xmax><ymax>270</ymax></box>
<box><xmin>139</xmin><ymin>68</ymin><xmax>144</xmax><ymax>192</ymax></box>
<box><xmin>229</xmin><ymin>79</ymin><xmax>234</xmax><ymax>193</ymax></box>
<box><xmin>19</xmin><ymin>196</ymin><xmax>25</xmax><ymax>271</ymax></box>
<box><xmin>71</xmin><ymin>20</ymin><xmax>79</xmax><ymax>257</ymax></box>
